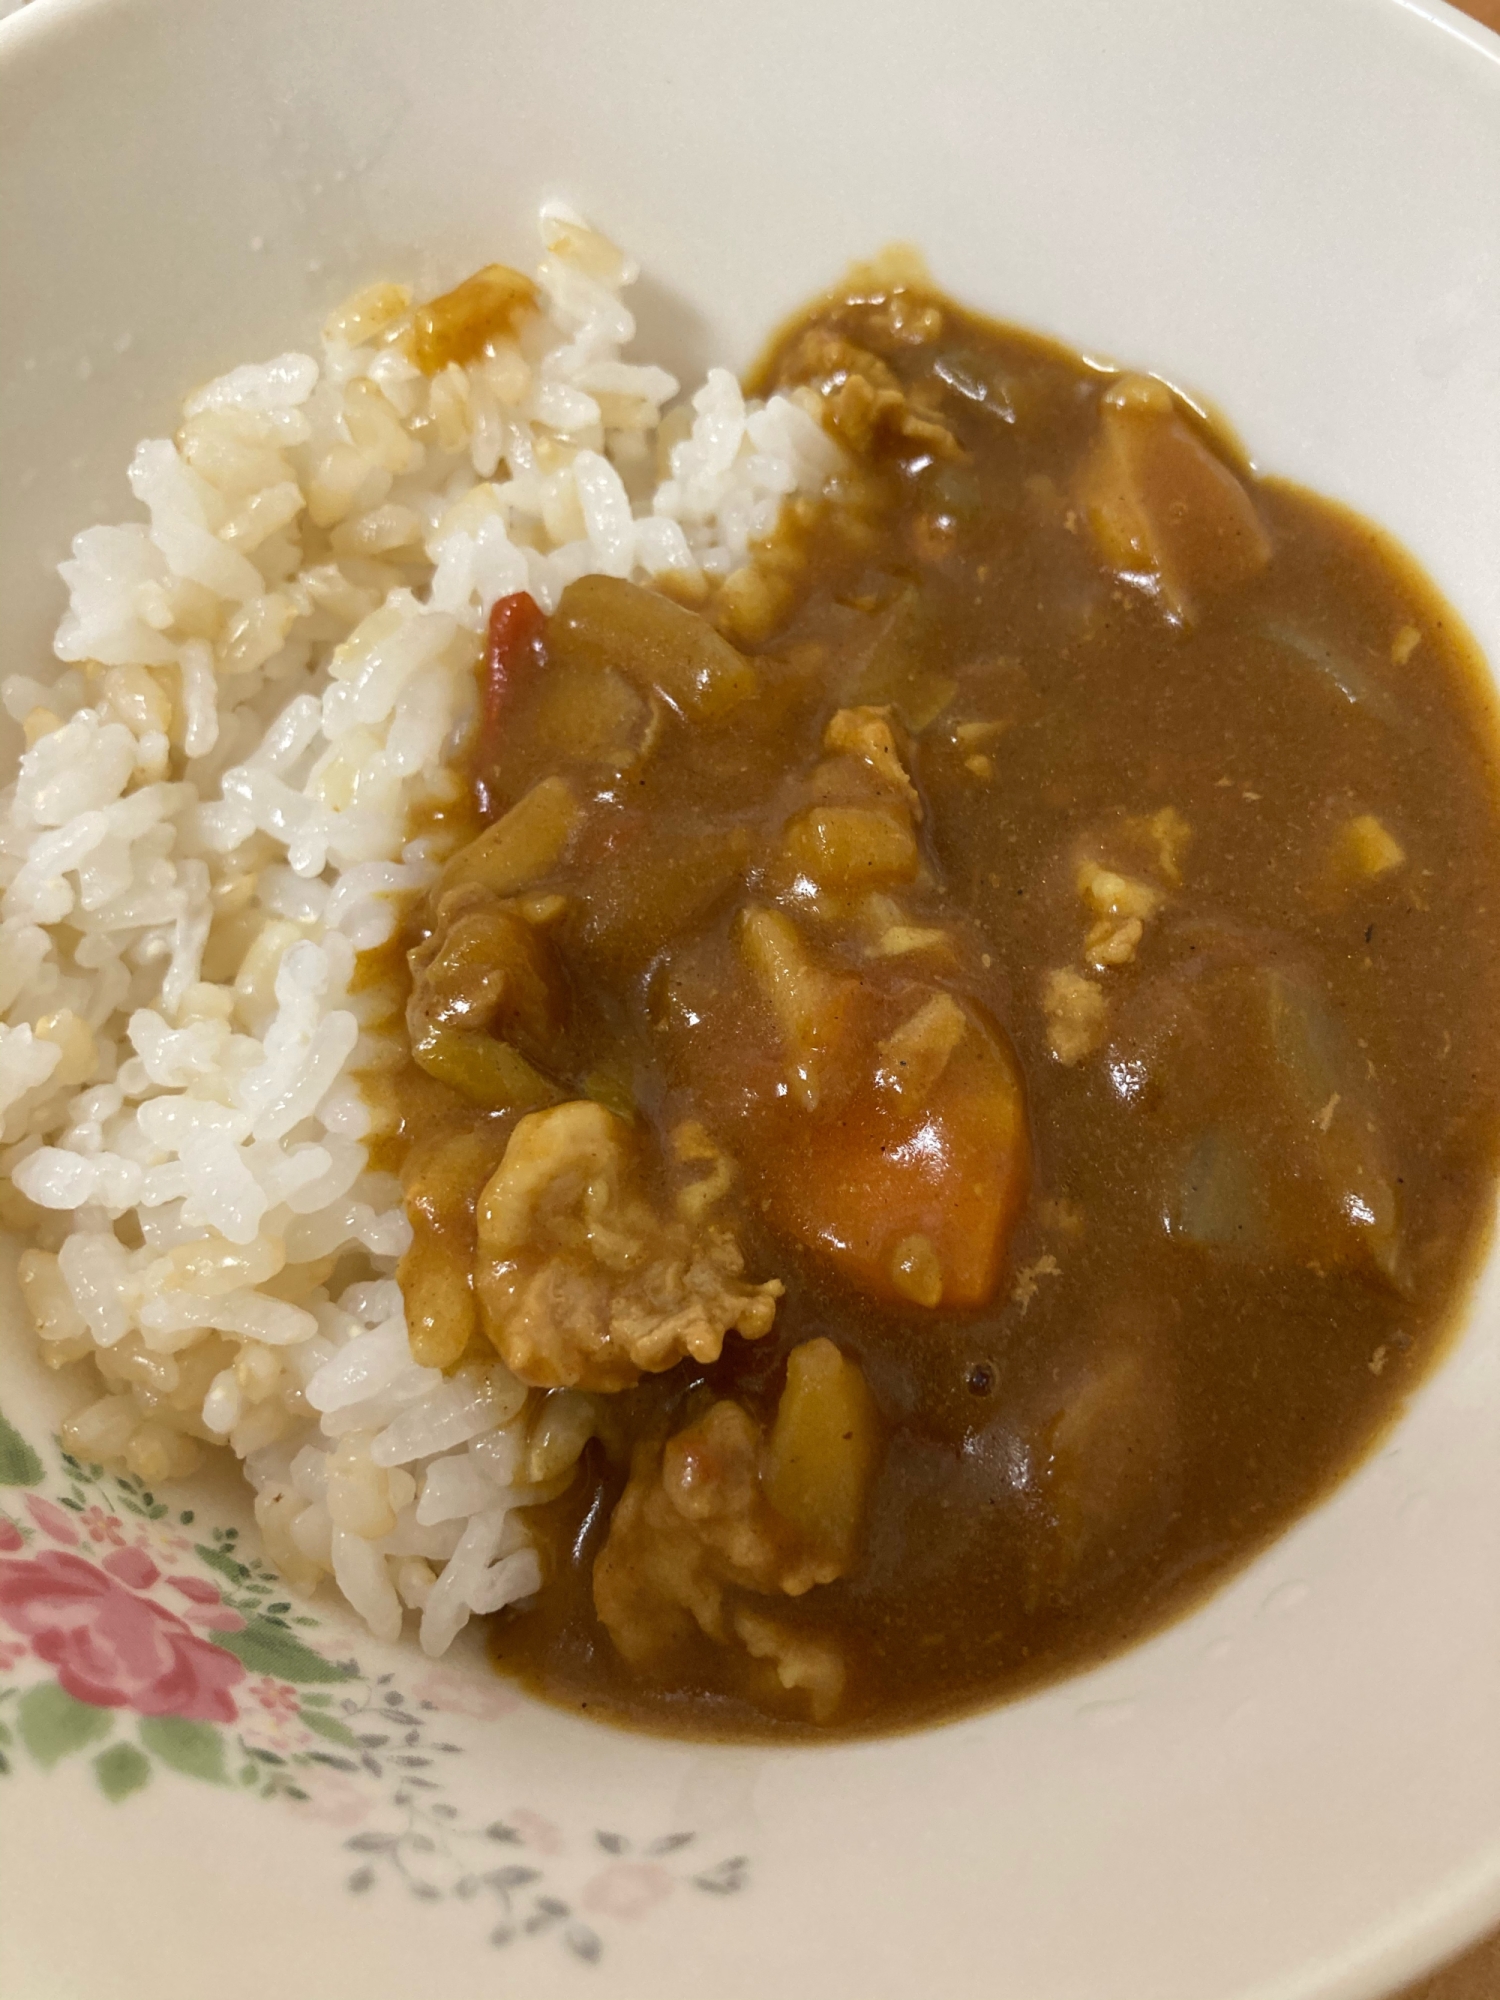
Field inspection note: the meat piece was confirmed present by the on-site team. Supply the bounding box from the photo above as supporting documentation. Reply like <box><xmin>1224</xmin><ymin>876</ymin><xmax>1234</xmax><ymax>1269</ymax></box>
<box><xmin>474</xmin><ymin>1100</ymin><xmax>781</xmax><ymax>1391</ymax></box>
<box><xmin>593</xmin><ymin>1340</ymin><xmax>879</xmax><ymax>1718</ymax></box>
<box><xmin>1042</xmin><ymin>968</ymin><xmax>1108</xmax><ymax>1065</ymax></box>
<box><xmin>403</xmin><ymin>889</ymin><xmax>567</xmax><ymax>1112</ymax></box>
<box><xmin>781</xmin><ymin>329</ymin><xmax>963</xmax><ymax>461</ymax></box>
<box><xmin>822</xmin><ymin>705</ymin><xmax>922</xmax><ymax>814</ymax></box>
<box><xmin>406</xmin><ymin>890</ymin><xmax>567</xmax><ymax>1057</ymax></box>
<box><xmin>737</xmin><ymin>905</ymin><xmax>858</xmax><ymax>1112</ymax></box>
<box><xmin>733</xmin><ymin>1608</ymin><xmax>845</xmax><ymax>1723</ymax></box>
<box><xmin>594</xmin><ymin>1403</ymin><xmax>806</xmax><ymax>1664</ymax></box>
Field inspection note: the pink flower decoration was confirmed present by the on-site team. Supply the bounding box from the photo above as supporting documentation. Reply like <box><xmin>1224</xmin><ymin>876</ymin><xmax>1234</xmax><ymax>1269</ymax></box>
<box><xmin>162</xmin><ymin>1575</ymin><xmax>244</xmax><ymax>1631</ymax></box>
<box><xmin>251</xmin><ymin>1677</ymin><xmax>300</xmax><ymax>1718</ymax></box>
<box><xmin>581</xmin><ymin>1862</ymin><xmax>674</xmax><ymax>1921</ymax></box>
<box><xmin>103</xmin><ymin>1547</ymin><xmax>159</xmax><ymax>1591</ymax></box>
<box><xmin>193</xmin><ymin>1607</ymin><xmax>246</xmax><ymax>1633</ymax></box>
<box><xmin>411</xmin><ymin>1664</ymin><xmax>520</xmax><ymax>1722</ymax></box>
<box><xmin>0</xmin><ymin>1549</ymin><xmax>244</xmax><ymax>1722</ymax></box>
<box><xmin>0</xmin><ymin>1637</ymin><xmax>27</xmax><ymax>1671</ymax></box>
<box><xmin>509</xmin><ymin>1807</ymin><xmax>566</xmax><ymax>1855</ymax></box>
<box><xmin>0</xmin><ymin>1518</ymin><xmax>23</xmax><ymax>1555</ymax></box>
<box><xmin>80</xmin><ymin>1507</ymin><xmax>125</xmax><ymax>1547</ymax></box>
<box><xmin>24</xmin><ymin>1496</ymin><xmax>79</xmax><ymax>1546</ymax></box>
<box><xmin>168</xmin><ymin>1575</ymin><xmax>221</xmax><ymax>1605</ymax></box>
<box><xmin>295</xmin><ymin>1770</ymin><xmax>374</xmax><ymax>1830</ymax></box>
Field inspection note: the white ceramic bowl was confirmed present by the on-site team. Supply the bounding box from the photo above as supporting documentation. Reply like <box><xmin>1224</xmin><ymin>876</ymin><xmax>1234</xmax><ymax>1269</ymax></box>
<box><xmin>3</xmin><ymin>2</ymin><xmax>1500</xmax><ymax>1995</ymax></box>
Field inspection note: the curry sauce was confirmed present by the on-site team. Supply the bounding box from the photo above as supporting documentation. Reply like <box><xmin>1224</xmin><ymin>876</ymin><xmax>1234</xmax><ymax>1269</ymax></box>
<box><xmin>365</xmin><ymin>278</ymin><xmax>1500</xmax><ymax>1738</ymax></box>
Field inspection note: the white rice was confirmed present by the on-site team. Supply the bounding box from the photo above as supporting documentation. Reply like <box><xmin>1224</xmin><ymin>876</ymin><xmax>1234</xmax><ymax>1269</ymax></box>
<box><xmin>0</xmin><ymin>204</ymin><xmax>842</xmax><ymax>1654</ymax></box>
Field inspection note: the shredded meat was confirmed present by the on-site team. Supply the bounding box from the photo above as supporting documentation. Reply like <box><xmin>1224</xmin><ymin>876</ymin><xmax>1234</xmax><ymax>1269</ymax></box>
<box><xmin>593</xmin><ymin>1398</ymin><xmax>844</xmax><ymax>1684</ymax></box>
<box><xmin>783</xmin><ymin>329</ymin><xmax>963</xmax><ymax>461</ymax></box>
<box><xmin>733</xmin><ymin>1607</ymin><xmax>845</xmax><ymax>1723</ymax></box>
<box><xmin>474</xmin><ymin>1100</ymin><xmax>781</xmax><ymax>1391</ymax></box>
<box><xmin>1043</xmin><ymin>967</ymin><xmax>1108</xmax><ymax>1065</ymax></box>
<box><xmin>822</xmin><ymin>705</ymin><xmax>922</xmax><ymax>814</ymax></box>
<box><xmin>406</xmin><ymin>886</ymin><xmax>564</xmax><ymax>1055</ymax></box>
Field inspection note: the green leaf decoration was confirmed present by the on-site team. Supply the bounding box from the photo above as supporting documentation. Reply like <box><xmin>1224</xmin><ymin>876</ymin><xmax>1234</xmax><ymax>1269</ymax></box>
<box><xmin>299</xmin><ymin>1707</ymin><xmax>360</xmax><ymax>1748</ymax></box>
<box><xmin>212</xmin><ymin>1617</ymin><xmax>351</xmax><ymax>1684</ymax></box>
<box><xmin>193</xmin><ymin>1542</ymin><xmax>251</xmax><ymax>1585</ymax></box>
<box><xmin>138</xmin><ymin>1716</ymin><xmax>228</xmax><ymax>1784</ymax></box>
<box><xmin>0</xmin><ymin>1410</ymin><xmax>44</xmax><ymax>1488</ymax></box>
<box><xmin>93</xmin><ymin>1742</ymin><xmax>152</xmax><ymax>1801</ymax></box>
<box><xmin>17</xmin><ymin>1684</ymin><xmax>114</xmax><ymax>1768</ymax></box>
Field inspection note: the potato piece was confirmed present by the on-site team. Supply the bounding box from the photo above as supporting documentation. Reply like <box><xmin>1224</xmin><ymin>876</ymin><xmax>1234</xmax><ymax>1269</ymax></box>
<box><xmin>550</xmin><ymin>574</ymin><xmax>758</xmax><ymax>721</ymax></box>
<box><xmin>764</xmin><ymin>1339</ymin><xmax>880</xmax><ymax>1574</ymax></box>
<box><xmin>1077</xmin><ymin>376</ymin><xmax>1271</xmax><ymax>624</ymax></box>
<box><xmin>406</xmin><ymin>263</ymin><xmax>539</xmax><ymax>375</ymax></box>
<box><xmin>1041</xmin><ymin>1344</ymin><xmax>1175</xmax><ymax>1586</ymax></box>
<box><xmin>438</xmin><ymin>776</ymin><xmax>579</xmax><ymax>897</ymax></box>
<box><xmin>877</xmin><ymin>992</ymin><xmax>967</xmax><ymax>1098</ymax></box>
<box><xmin>782</xmin><ymin>802</ymin><xmax>919</xmax><ymax>892</ymax></box>
<box><xmin>738</xmin><ymin>906</ymin><xmax>857</xmax><ymax>1111</ymax></box>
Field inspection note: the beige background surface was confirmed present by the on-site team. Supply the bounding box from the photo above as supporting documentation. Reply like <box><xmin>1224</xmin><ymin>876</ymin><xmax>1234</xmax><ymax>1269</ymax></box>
<box><xmin>1388</xmin><ymin>12</ymin><xmax>1500</xmax><ymax>2000</ymax></box>
<box><xmin>1394</xmin><ymin>37</ymin><xmax>1500</xmax><ymax>2000</ymax></box>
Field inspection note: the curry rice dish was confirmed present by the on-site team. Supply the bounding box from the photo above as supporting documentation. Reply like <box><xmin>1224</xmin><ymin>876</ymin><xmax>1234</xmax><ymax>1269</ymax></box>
<box><xmin>7</xmin><ymin>213</ymin><xmax>1499</xmax><ymax>1740</ymax></box>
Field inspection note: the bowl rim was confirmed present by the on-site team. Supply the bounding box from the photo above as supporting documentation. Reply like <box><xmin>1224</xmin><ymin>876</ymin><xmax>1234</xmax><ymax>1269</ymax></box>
<box><xmin>3</xmin><ymin>3</ymin><xmax>1500</xmax><ymax>1997</ymax></box>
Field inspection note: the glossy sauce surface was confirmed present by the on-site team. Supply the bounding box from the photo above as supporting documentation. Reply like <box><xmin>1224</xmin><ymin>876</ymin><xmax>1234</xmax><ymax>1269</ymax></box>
<box><xmin>372</xmin><ymin>280</ymin><xmax>1500</xmax><ymax>1738</ymax></box>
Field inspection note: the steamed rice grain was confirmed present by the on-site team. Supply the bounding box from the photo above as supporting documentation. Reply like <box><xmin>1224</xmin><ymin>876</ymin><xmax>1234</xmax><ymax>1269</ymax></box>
<box><xmin>0</xmin><ymin>205</ymin><xmax>842</xmax><ymax>1654</ymax></box>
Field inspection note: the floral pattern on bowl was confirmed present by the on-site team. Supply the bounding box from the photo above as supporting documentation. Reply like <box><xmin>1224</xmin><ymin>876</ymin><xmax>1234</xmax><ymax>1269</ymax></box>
<box><xmin>0</xmin><ymin>1401</ymin><xmax>748</xmax><ymax>1965</ymax></box>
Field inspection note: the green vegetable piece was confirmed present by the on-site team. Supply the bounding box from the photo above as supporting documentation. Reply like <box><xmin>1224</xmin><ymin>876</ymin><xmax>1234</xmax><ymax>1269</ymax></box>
<box><xmin>411</xmin><ymin>1025</ymin><xmax>559</xmax><ymax>1112</ymax></box>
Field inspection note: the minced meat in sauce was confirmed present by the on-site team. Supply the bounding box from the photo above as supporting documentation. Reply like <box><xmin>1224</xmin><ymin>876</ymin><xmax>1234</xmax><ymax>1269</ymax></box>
<box><xmin>361</xmin><ymin>269</ymin><xmax>1500</xmax><ymax>1738</ymax></box>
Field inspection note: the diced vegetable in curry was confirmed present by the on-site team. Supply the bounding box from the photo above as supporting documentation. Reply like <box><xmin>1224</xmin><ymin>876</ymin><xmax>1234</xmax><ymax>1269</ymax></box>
<box><xmin>361</xmin><ymin>270</ymin><xmax>1500</xmax><ymax>1738</ymax></box>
